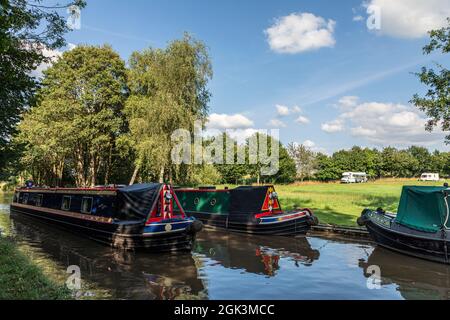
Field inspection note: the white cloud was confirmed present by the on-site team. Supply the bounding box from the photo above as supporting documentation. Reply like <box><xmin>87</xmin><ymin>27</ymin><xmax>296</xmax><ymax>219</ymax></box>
<box><xmin>351</xmin><ymin>126</ymin><xmax>376</xmax><ymax>137</ymax></box>
<box><xmin>303</xmin><ymin>140</ymin><xmax>315</xmax><ymax>148</ymax></box>
<box><xmin>331</xmin><ymin>97</ymin><xmax>446</xmax><ymax>146</ymax></box>
<box><xmin>321</xmin><ymin>119</ymin><xmax>345</xmax><ymax>133</ymax></box>
<box><xmin>206</xmin><ymin>113</ymin><xmax>254</xmax><ymax>130</ymax></box>
<box><xmin>265</xmin><ymin>12</ymin><xmax>336</xmax><ymax>53</ymax></box>
<box><xmin>31</xmin><ymin>43</ymin><xmax>77</xmax><ymax>79</ymax></box>
<box><xmin>275</xmin><ymin>104</ymin><xmax>302</xmax><ymax>117</ymax></box>
<box><xmin>68</xmin><ymin>43</ymin><xmax>77</xmax><ymax>50</ymax></box>
<box><xmin>353</xmin><ymin>15</ymin><xmax>364</xmax><ymax>22</ymax></box>
<box><xmin>295</xmin><ymin>116</ymin><xmax>310</xmax><ymax>124</ymax></box>
<box><xmin>365</xmin><ymin>0</ymin><xmax>450</xmax><ymax>38</ymax></box>
<box><xmin>269</xmin><ymin>119</ymin><xmax>287</xmax><ymax>128</ymax></box>
<box><xmin>338</xmin><ymin>96</ymin><xmax>360</xmax><ymax>110</ymax></box>
<box><xmin>275</xmin><ymin>104</ymin><xmax>290</xmax><ymax>116</ymax></box>
<box><xmin>292</xmin><ymin>105</ymin><xmax>302</xmax><ymax>113</ymax></box>
<box><xmin>31</xmin><ymin>47</ymin><xmax>63</xmax><ymax>79</ymax></box>
<box><xmin>293</xmin><ymin>140</ymin><xmax>328</xmax><ymax>154</ymax></box>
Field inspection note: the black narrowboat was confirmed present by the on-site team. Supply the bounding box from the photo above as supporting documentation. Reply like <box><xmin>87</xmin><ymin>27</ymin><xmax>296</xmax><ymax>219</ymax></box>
<box><xmin>10</xmin><ymin>183</ymin><xmax>203</xmax><ymax>252</ymax></box>
<box><xmin>358</xmin><ymin>185</ymin><xmax>450</xmax><ymax>264</ymax></box>
<box><xmin>175</xmin><ymin>185</ymin><xmax>318</xmax><ymax>235</ymax></box>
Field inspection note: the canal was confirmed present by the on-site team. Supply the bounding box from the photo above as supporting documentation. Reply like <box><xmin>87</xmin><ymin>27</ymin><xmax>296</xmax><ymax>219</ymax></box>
<box><xmin>1</xmin><ymin>193</ymin><xmax>449</xmax><ymax>300</ymax></box>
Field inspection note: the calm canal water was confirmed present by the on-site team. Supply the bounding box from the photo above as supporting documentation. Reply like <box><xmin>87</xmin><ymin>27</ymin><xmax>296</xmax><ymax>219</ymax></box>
<box><xmin>1</xmin><ymin>194</ymin><xmax>449</xmax><ymax>300</ymax></box>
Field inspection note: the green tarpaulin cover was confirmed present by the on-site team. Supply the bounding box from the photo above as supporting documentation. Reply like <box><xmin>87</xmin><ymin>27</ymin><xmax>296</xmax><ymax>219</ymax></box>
<box><xmin>395</xmin><ymin>186</ymin><xmax>449</xmax><ymax>232</ymax></box>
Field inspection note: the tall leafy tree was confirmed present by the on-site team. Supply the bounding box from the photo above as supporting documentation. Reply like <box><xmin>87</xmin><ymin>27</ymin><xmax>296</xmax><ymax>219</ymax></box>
<box><xmin>287</xmin><ymin>143</ymin><xmax>317</xmax><ymax>182</ymax></box>
<box><xmin>18</xmin><ymin>45</ymin><xmax>128</xmax><ymax>187</ymax></box>
<box><xmin>315</xmin><ymin>153</ymin><xmax>341</xmax><ymax>181</ymax></box>
<box><xmin>407</xmin><ymin>146</ymin><xmax>432</xmax><ymax>175</ymax></box>
<box><xmin>125</xmin><ymin>34</ymin><xmax>212</xmax><ymax>184</ymax></box>
<box><xmin>0</xmin><ymin>0</ymin><xmax>86</xmax><ymax>175</ymax></box>
<box><xmin>212</xmin><ymin>133</ymin><xmax>249</xmax><ymax>185</ymax></box>
<box><xmin>411</xmin><ymin>18</ymin><xmax>450</xmax><ymax>142</ymax></box>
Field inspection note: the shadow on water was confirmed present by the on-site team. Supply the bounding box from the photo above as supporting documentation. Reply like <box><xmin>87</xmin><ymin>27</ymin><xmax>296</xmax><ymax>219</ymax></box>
<box><xmin>359</xmin><ymin>247</ymin><xmax>450</xmax><ymax>300</ymax></box>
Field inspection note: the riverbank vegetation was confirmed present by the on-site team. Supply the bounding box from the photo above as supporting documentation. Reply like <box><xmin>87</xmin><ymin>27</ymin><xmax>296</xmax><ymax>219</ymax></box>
<box><xmin>0</xmin><ymin>237</ymin><xmax>71</xmax><ymax>299</ymax></box>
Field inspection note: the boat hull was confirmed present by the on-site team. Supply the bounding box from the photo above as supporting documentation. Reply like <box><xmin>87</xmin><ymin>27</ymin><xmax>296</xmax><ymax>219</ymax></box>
<box><xmin>188</xmin><ymin>211</ymin><xmax>315</xmax><ymax>236</ymax></box>
<box><xmin>359</xmin><ymin>209</ymin><xmax>450</xmax><ymax>264</ymax></box>
<box><xmin>10</xmin><ymin>203</ymin><xmax>197</xmax><ymax>252</ymax></box>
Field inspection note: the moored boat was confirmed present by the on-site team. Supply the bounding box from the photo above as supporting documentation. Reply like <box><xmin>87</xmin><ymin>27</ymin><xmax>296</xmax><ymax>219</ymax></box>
<box><xmin>10</xmin><ymin>183</ymin><xmax>203</xmax><ymax>252</ymax></box>
<box><xmin>358</xmin><ymin>185</ymin><xmax>450</xmax><ymax>264</ymax></box>
<box><xmin>175</xmin><ymin>185</ymin><xmax>318</xmax><ymax>235</ymax></box>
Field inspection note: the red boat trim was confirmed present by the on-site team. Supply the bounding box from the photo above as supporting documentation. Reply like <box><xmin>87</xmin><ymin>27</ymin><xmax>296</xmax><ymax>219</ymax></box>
<box><xmin>258</xmin><ymin>211</ymin><xmax>308</xmax><ymax>224</ymax></box>
<box><xmin>254</xmin><ymin>210</ymin><xmax>284</xmax><ymax>218</ymax></box>
<box><xmin>11</xmin><ymin>203</ymin><xmax>114</xmax><ymax>224</ymax></box>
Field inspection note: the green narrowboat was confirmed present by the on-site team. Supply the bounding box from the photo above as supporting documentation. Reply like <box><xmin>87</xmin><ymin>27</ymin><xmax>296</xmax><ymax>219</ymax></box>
<box><xmin>174</xmin><ymin>185</ymin><xmax>318</xmax><ymax>236</ymax></box>
<box><xmin>358</xmin><ymin>185</ymin><xmax>450</xmax><ymax>264</ymax></box>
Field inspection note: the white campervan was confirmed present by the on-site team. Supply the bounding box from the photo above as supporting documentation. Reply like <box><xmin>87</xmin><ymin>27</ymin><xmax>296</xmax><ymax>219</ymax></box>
<box><xmin>341</xmin><ymin>172</ymin><xmax>368</xmax><ymax>184</ymax></box>
<box><xmin>419</xmin><ymin>173</ymin><xmax>440</xmax><ymax>181</ymax></box>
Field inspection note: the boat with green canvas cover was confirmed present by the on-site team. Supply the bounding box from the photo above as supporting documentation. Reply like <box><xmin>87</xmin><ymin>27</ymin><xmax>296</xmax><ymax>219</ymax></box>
<box><xmin>358</xmin><ymin>185</ymin><xmax>450</xmax><ymax>264</ymax></box>
<box><xmin>174</xmin><ymin>185</ymin><xmax>318</xmax><ymax>236</ymax></box>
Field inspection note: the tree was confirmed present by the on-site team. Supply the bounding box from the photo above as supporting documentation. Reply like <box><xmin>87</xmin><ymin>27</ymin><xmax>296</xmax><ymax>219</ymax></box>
<box><xmin>0</xmin><ymin>0</ymin><xmax>86</xmax><ymax>173</ymax></box>
<box><xmin>287</xmin><ymin>143</ymin><xmax>316</xmax><ymax>181</ymax></box>
<box><xmin>407</xmin><ymin>146</ymin><xmax>432</xmax><ymax>176</ymax></box>
<box><xmin>315</xmin><ymin>153</ymin><xmax>340</xmax><ymax>181</ymax></box>
<box><xmin>18</xmin><ymin>45</ymin><xmax>128</xmax><ymax>187</ymax></box>
<box><xmin>411</xmin><ymin>18</ymin><xmax>450</xmax><ymax>143</ymax></box>
<box><xmin>271</xmin><ymin>143</ymin><xmax>297</xmax><ymax>184</ymax></box>
<box><xmin>125</xmin><ymin>34</ymin><xmax>212</xmax><ymax>184</ymax></box>
<box><xmin>190</xmin><ymin>165</ymin><xmax>222</xmax><ymax>186</ymax></box>
<box><xmin>213</xmin><ymin>133</ymin><xmax>249</xmax><ymax>185</ymax></box>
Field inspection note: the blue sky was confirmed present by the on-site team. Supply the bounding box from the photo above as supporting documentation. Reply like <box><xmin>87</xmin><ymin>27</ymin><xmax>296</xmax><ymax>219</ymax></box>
<box><xmin>62</xmin><ymin>0</ymin><xmax>450</xmax><ymax>153</ymax></box>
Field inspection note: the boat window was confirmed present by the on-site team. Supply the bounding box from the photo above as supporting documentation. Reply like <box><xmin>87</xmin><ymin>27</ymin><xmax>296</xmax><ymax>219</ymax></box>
<box><xmin>13</xmin><ymin>193</ymin><xmax>18</xmax><ymax>203</ymax></box>
<box><xmin>81</xmin><ymin>197</ymin><xmax>93</xmax><ymax>214</ymax></box>
<box><xmin>61</xmin><ymin>196</ymin><xmax>71</xmax><ymax>211</ymax></box>
<box><xmin>22</xmin><ymin>193</ymin><xmax>29</xmax><ymax>204</ymax></box>
<box><xmin>35</xmin><ymin>194</ymin><xmax>43</xmax><ymax>207</ymax></box>
<box><xmin>210</xmin><ymin>198</ymin><xmax>217</xmax><ymax>206</ymax></box>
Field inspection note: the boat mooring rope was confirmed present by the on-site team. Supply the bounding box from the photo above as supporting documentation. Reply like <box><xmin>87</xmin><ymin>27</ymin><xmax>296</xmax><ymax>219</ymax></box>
<box><xmin>444</xmin><ymin>194</ymin><xmax>450</xmax><ymax>230</ymax></box>
<box><xmin>443</xmin><ymin>193</ymin><xmax>449</xmax><ymax>263</ymax></box>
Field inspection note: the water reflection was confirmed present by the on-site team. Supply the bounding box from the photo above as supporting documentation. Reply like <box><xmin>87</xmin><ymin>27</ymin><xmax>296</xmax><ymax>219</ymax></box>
<box><xmin>360</xmin><ymin>247</ymin><xmax>450</xmax><ymax>300</ymax></box>
<box><xmin>3</xmin><ymin>194</ymin><xmax>450</xmax><ymax>299</ymax></box>
<box><xmin>194</xmin><ymin>231</ymin><xmax>320</xmax><ymax>277</ymax></box>
<box><xmin>10</xmin><ymin>213</ymin><xmax>206</xmax><ymax>299</ymax></box>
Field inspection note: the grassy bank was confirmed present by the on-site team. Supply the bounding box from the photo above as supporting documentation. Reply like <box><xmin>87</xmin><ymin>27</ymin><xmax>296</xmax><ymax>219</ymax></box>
<box><xmin>0</xmin><ymin>237</ymin><xmax>71</xmax><ymax>300</ymax></box>
<box><xmin>276</xmin><ymin>179</ymin><xmax>446</xmax><ymax>226</ymax></box>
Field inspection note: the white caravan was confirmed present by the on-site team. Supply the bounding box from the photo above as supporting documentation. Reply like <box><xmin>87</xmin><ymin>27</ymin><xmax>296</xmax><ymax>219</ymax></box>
<box><xmin>419</xmin><ymin>173</ymin><xmax>440</xmax><ymax>181</ymax></box>
<box><xmin>341</xmin><ymin>172</ymin><xmax>368</xmax><ymax>184</ymax></box>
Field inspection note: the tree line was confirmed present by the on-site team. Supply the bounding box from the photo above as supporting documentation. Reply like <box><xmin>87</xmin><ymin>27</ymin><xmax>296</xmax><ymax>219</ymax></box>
<box><xmin>288</xmin><ymin>145</ymin><xmax>450</xmax><ymax>182</ymax></box>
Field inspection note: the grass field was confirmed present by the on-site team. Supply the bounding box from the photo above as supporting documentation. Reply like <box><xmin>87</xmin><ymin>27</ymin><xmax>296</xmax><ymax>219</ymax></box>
<box><xmin>274</xmin><ymin>179</ymin><xmax>447</xmax><ymax>226</ymax></box>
